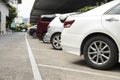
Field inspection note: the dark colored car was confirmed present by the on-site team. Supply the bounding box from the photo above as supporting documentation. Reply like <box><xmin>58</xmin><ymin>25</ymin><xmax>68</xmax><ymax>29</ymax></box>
<box><xmin>36</xmin><ymin>15</ymin><xmax>56</xmax><ymax>40</ymax></box>
<box><xmin>27</xmin><ymin>25</ymin><xmax>37</xmax><ymax>38</ymax></box>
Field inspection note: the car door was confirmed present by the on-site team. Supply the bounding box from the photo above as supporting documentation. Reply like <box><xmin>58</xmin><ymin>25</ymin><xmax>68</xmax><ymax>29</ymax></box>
<box><xmin>102</xmin><ymin>4</ymin><xmax>120</xmax><ymax>43</ymax></box>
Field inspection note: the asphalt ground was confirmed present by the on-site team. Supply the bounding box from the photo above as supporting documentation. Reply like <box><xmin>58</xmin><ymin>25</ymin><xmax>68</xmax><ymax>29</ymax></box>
<box><xmin>0</xmin><ymin>32</ymin><xmax>120</xmax><ymax>80</ymax></box>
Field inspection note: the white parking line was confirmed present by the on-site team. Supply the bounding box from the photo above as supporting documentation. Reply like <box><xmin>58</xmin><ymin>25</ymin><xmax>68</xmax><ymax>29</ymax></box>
<box><xmin>38</xmin><ymin>64</ymin><xmax>120</xmax><ymax>79</ymax></box>
<box><xmin>25</xmin><ymin>35</ymin><xmax>42</xmax><ymax>80</ymax></box>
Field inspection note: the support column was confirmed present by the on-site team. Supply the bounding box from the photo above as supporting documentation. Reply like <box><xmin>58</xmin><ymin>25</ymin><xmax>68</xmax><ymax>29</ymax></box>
<box><xmin>0</xmin><ymin>12</ymin><xmax>1</xmax><ymax>35</ymax></box>
<box><xmin>1</xmin><ymin>11</ymin><xmax>7</xmax><ymax>35</ymax></box>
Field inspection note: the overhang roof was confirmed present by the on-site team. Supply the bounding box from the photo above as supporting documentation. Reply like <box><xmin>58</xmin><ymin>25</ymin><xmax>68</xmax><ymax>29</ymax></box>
<box><xmin>30</xmin><ymin>0</ymin><xmax>112</xmax><ymax>24</ymax></box>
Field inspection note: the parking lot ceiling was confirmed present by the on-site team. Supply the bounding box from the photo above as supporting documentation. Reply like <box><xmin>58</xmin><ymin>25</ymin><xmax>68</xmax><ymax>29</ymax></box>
<box><xmin>30</xmin><ymin>19</ymin><xmax>38</xmax><ymax>23</ymax></box>
<box><xmin>30</xmin><ymin>19</ymin><xmax>39</xmax><ymax>23</ymax></box>
<box><xmin>30</xmin><ymin>15</ymin><xmax>40</xmax><ymax>19</ymax></box>
<box><xmin>30</xmin><ymin>0</ymin><xmax>108</xmax><ymax>24</ymax></box>
<box><xmin>30</xmin><ymin>9</ymin><xmax>55</xmax><ymax>16</ymax></box>
<box><xmin>30</xmin><ymin>17</ymin><xmax>39</xmax><ymax>22</ymax></box>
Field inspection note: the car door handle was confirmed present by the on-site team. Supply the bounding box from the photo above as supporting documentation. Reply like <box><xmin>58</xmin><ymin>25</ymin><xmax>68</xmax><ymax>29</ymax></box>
<box><xmin>106</xmin><ymin>18</ymin><xmax>119</xmax><ymax>22</ymax></box>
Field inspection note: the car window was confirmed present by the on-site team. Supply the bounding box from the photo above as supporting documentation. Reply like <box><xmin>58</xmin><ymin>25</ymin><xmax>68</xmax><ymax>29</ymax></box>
<box><xmin>107</xmin><ymin>4</ymin><xmax>120</xmax><ymax>14</ymax></box>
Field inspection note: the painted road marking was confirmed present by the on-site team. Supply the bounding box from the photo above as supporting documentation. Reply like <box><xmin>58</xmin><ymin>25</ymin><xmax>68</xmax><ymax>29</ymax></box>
<box><xmin>38</xmin><ymin>64</ymin><xmax>120</xmax><ymax>79</ymax></box>
<box><xmin>25</xmin><ymin>35</ymin><xmax>42</xmax><ymax>80</ymax></box>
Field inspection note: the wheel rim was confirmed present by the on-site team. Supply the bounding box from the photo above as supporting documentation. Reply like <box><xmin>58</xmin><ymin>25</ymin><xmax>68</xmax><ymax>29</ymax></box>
<box><xmin>43</xmin><ymin>36</ymin><xmax>46</xmax><ymax>42</ymax></box>
<box><xmin>52</xmin><ymin>34</ymin><xmax>61</xmax><ymax>49</ymax></box>
<box><xmin>33</xmin><ymin>32</ymin><xmax>36</xmax><ymax>38</ymax></box>
<box><xmin>43</xmin><ymin>34</ymin><xmax>47</xmax><ymax>43</ymax></box>
<box><xmin>88</xmin><ymin>41</ymin><xmax>111</xmax><ymax>65</ymax></box>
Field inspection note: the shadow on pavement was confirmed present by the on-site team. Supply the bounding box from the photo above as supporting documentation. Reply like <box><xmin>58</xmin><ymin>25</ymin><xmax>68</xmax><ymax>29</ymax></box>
<box><xmin>72</xmin><ymin>59</ymin><xmax>120</xmax><ymax>71</ymax></box>
<box><xmin>72</xmin><ymin>59</ymin><xmax>88</xmax><ymax>67</ymax></box>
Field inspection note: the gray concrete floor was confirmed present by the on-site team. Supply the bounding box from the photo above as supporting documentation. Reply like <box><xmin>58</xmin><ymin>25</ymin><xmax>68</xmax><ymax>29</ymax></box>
<box><xmin>0</xmin><ymin>32</ymin><xmax>120</xmax><ymax>80</ymax></box>
<box><xmin>28</xmin><ymin>33</ymin><xmax>120</xmax><ymax>80</ymax></box>
<box><xmin>0</xmin><ymin>32</ymin><xmax>33</xmax><ymax>80</ymax></box>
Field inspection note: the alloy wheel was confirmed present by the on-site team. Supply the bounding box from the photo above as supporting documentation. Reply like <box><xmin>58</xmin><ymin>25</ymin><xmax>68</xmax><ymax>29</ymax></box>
<box><xmin>52</xmin><ymin>34</ymin><xmax>62</xmax><ymax>50</ymax></box>
<box><xmin>88</xmin><ymin>41</ymin><xmax>111</xmax><ymax>65</ymax></box>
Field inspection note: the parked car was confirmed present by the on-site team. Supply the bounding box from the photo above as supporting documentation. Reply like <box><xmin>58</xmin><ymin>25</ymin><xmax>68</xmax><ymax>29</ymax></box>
<box><xmin>27</xmin><ymin>25</ymin><xmax>37</xmax><ymax>38</ymax></box>
<box><xmin>21</xmin><ymin>28</ymin><xmax>27</xmax><ymax>32</ymax></box>
<box><xmin>43</xmin><ymin>14</ymin><xmax>63</xmax><ymax>50</ymax></box>
<box><xmin>61</xmin><ymin>0</ymin><xmax>120</xmax><ymax>70</ymax></box>
<box><xmin>44</xmin><ymin>12</ymin><xmax>80</xmax><ymax>50</ymax></box>
<box><xmin>36</xmin><ymin>15</ymin><xmax>56</xmax><ymax>41</ymax></box>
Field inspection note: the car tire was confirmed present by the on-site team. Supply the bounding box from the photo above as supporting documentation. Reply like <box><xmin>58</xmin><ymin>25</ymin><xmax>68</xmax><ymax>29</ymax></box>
<box><xmin>83</xmin><ymin>35</ymin><xmax>118</xmax><ymax>70</ymax></box>
<box><xmin>32</xmin><ymin>32</ymin><xmax>37</xmax><ymax>39</ymax></box>
<box><xmin>42</xmin><ymin>33</ymin><xmax>47</xmax><ymax>43</ymax></box>
<box><xmin>51</xmin><ymin>33</ymin><xmax>62</xmax><ymax>50</ymax></box>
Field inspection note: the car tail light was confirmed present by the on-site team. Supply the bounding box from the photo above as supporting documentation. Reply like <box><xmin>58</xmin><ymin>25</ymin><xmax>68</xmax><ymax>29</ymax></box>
<box><xmin>64</xmin><ymin>20</ymin><xmax>75</xmax><ymax>28</ymax></box>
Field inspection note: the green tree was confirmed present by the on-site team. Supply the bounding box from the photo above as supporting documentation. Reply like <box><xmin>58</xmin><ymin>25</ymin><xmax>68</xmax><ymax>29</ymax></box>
<box><xmin>78</xmin><ymin>0</ymin><xmax>113</xmax><ymax>12</ymax></box>
<box><xmin>6</xmin><ymin>5</ymin><xmax>17</xmax><ymax>28</ymax></box>
<box><xmin>78</xmin><ymin>6</ymin><xmax>96</xmax><ymax>12</ymax></box>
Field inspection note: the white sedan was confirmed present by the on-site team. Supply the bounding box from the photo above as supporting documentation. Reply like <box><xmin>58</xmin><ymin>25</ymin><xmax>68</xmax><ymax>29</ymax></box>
<box><xmin>44</xmin><ymin>15</ymin><xmax>63</xmax><ymax>50</ymax></box>
<box><xmin>61</xmin><ymin>0</ymin><xmax>120</xmax><ymax>70</ymax></box>
<box><xmin>44</xmin><ymin>12</ymin><xmax>80</xmax><ymax>50</ymax></box>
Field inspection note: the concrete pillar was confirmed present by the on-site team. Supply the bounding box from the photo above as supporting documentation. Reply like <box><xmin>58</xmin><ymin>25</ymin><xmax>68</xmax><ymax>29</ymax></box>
<box><xmin>0</xmin><ymin>11</ymin><xmax>1</xmax><ymax>34</ymax></box>
<box><xmin>1</xmin><ymin>12</ymin><xmax>6</xmax><ymax>35</ymax></box>
<box><xmin>0</xmin><ymin>0</ymin><xmax>9</xmax><ymax>35</ymax></box>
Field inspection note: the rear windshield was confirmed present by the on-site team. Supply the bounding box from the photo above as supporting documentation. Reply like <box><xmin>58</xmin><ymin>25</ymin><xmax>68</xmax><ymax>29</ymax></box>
<box><xmin>42</xmin><ymin>17</ymin><xmax>55</xmax><ymax>22</ymax></box>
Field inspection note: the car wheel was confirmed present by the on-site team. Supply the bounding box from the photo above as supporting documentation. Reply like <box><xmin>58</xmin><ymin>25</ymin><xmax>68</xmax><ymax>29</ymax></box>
<box><xmin>51</xmin><ymin>33</ymin><xmax>62</xmax><ymax>50</ymax></box>
<box><xmin>32</xmin><ymin>32</ymin><xmax>37</xmax><ymax>38</ymax></box>
<box><xmin>83</xmin><ymin>35</ymin><xmax>118</xmax><ymax>70</ymax></box>
<box><xmin>42</xmin><ymin>33</ymin><xmax>47</xmax><ymax>43</ymax></box>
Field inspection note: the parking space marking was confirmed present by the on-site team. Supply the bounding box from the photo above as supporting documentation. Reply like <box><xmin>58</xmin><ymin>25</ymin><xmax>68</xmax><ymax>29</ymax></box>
<box><xmin>25</xmin><ymin>35</ymin><xmax>42</xmax><ymax>80</ymax></box>
<box><xmin>38</xmin><ymin>64</ymin><xmax>120</xmax><ymax>79</ymax></box>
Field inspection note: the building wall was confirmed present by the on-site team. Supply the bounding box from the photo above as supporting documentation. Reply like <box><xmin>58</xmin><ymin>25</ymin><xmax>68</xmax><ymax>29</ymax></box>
<box><xmin>0</xmin><ymin>0</ymin><xmax>9</xmax><ymax>35</ymax></box>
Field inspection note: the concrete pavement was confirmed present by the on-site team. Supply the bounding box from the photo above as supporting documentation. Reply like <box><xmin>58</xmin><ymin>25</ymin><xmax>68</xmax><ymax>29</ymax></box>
<box><xmin>28</xmin><ymin>33</ymin><xmax>120</xmax><ymax>80</ymax></box>
<box><xmin>0</xmin><ymin>32</ymin><xmax>33</xmax><ymax>80</ymax></box>
<box><xmin>0</xmin><ymin>32</ymin><xmax>120</xmax><ymax>80</ymax></box>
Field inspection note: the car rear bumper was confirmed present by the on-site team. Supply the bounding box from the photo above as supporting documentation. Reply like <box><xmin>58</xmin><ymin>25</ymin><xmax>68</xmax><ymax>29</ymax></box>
<box><xmin>61</xmin><ymin>32</ymin><xmax>84</xmax><ymax>56</ymax></box>
<box><xmin>44</xmin><ymin>33</ymin><xmax>52</xmax><ymax>43</ymax></box>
